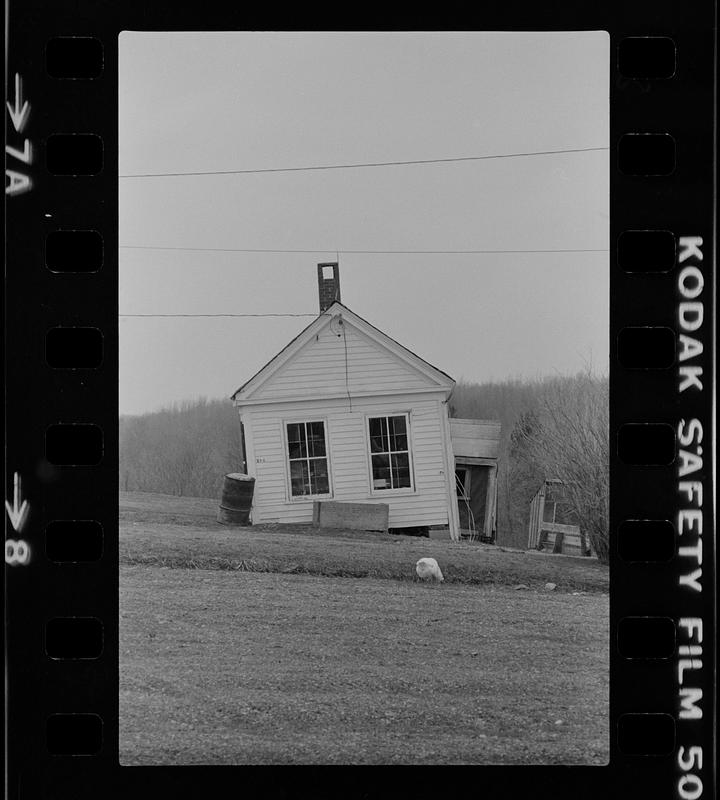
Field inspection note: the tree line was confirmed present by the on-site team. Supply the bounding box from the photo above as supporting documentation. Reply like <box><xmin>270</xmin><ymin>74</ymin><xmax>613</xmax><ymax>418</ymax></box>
<box><xmin>120</xmin><ymin>371</ymin><xmax>608</xmax><ymax>562</ymax></box>
<box><xmin>449</xmin><ymin>370</ymin><xmax>608</xmax><ymax>561</ymax></box>
<box><xmin>120</xmin><ymin>398</ymin><xmax>243</xmax><ymax>500</ymax></box>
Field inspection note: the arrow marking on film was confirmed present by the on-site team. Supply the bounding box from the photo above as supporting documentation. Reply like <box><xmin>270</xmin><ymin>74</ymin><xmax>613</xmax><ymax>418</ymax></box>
<box><xmin>5</xmin><ymin>473</ymin><xmax>29</xmax><ymax>532</ymax></box>
<box><xmin>6</xmin><ymin>74</ymin><xmax>30</xmax><ymax>133</ymax></box>
<box><xmin>6</xmin><ymin>139</ymin><xmax>32</xmax><ymax>165</ymax></box>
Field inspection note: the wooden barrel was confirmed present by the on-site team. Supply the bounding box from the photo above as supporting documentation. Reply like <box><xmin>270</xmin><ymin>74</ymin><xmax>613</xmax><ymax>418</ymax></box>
<box><xmin>217</xmin><ymin>473</ymin><xmax>255</xmax><ymax>525</ymax></box>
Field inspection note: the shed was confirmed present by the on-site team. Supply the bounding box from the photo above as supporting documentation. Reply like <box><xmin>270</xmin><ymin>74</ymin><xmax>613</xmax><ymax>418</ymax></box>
<box><xmin>527</xmin><ymin>479</ymin><xmax>592</xmax><ymax>556</ymax></box>
<box><xmin>230</xmin><ymin>264</ymin><xmax>463</xmax><ymax>539</ymax></box>
<box><xmin>450</xmin><ymin>418</ymin><xmax>501</xmax><ymax>542</ymax></box>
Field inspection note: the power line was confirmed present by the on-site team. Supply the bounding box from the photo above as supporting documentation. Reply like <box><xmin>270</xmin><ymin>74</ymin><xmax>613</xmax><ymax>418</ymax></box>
<box><xmin>121</xmin><ymin>245</ymin><xmax>608</xmax><ymax>255</ymax></box>
<box><xmin>120</xmin><ymin>313</ymin><xmax>317</xmax><ymax>318</ymax></box>
<box><xmin>119</xmin><ymin>146</ymin><xmax>609</xmax><ymax>178</ymax></box>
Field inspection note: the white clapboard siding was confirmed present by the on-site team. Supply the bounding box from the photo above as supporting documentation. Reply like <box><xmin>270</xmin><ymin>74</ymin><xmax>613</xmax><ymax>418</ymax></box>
<box><xmin>242</xmin><ymin>393</ymin><xmax>451</xmax><ymax>527</ymax></box>
<box><xmin>251</xmin><ymin>323</ymin><xmax>432</xmax><ymax>401</ymax></box>
<box><xmin>450</xmin><ymin>418</ymin><xmax>502</xmax><ymax>460</ymax></box>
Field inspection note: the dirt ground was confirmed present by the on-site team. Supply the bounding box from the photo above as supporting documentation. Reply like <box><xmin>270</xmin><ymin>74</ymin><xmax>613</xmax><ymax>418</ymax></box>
<box><xmin>120</xmin><ymin>492</ymin><xmax>609</xmax><ymax>765</ymax></box>
<box><xmin>120</xmin><ymin>518</ymin><xmax>609</xmax><ymax>764</ymax></box>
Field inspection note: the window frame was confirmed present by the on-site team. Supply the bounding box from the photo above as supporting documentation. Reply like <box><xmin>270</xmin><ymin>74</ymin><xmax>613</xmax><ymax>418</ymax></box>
<box><xmin>283</xmin><ymin>418</ymin><xmax>333</xmax><ymax>502</ymax></box>
<box><xmin>455</xmin><ymin>467</ymin><xmax>469</xmax><ymax>499</ymax></box>
<box><xmin>365</xmin><ymin>411</ymin><xmax>416</xmax><ymax>495</ymax></box>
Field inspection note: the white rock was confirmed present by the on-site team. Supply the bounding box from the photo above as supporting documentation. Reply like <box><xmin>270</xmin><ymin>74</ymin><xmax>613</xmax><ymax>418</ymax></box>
<box><xmin>416</xmin><ymin>557</ymin><xmax>444</xmax><ymax>582</ymax></box>
<box><xmin>545</xmin><ymin>582</ymin><xmax>557</xmax><ymax>591</ymax></box>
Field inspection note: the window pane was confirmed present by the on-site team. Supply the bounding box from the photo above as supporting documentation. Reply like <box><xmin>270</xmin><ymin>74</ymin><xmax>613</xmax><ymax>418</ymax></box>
<box><xmin>309</xmin><ymin>458</ymin><xmax>330</xmax><ymax>494</ymax></box>
<box><xmin>369</xmin><ymin>434</ymin><xmax>384</xmax><ymax>453</ymax></box>
<box><xmin>309</xmin><ymin>421</ymin><xmax>324</xmax><ymax>438</ymax></box>
<box><xmin>290</xmin><ymin>460</ymin><xmax>310</xmax><ymax>496</ymax></box>
<box><xmin>391</xmin><ymin>452</ymin><xmax>411</xmax><ymax>488</ymax></box>
<box><xmin>371</xmin><ymin>454</ymin><xmax>391</xmax><ymax>489</ymax></box>
<box><xmin>390</xmin><ymin>434</ymin><xmax>408</xmax><ymax>452</ymax></box>
<box><xmin>369</xmin><ymin>417</ymin><xmax>383</xmax><ymax>438</ymax></box>
<box><xmin>369</xmin><ymin>417</ymin><xmax>388</xmax><ymax>453</ymax></box>
<box><xmin>287</xmin><ymin>423</ymin><xmax>307</xmax><ymax>459</ymax></box>
<box><xmin>307</xmin><ymin>421</ymin><xmax>326</xmax><ymax>457</ymax></box>
<box><xmin>389</xmin><ymin>415</ymin><xmax>406</xmax><ymax>436</ymax></box>
<box><xmin>388</xmin><ymin>416</ymin><xmax>407</xmax><ymax>452</ymax></box>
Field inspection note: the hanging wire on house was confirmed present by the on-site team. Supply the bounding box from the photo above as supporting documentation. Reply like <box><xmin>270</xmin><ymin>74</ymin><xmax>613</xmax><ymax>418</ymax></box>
<box><xmin>119</xmin><ymin>145</ymin><xmax>608</xmax><ymax>178</ymax></box>
<box><xmin>340</xmin><ymin>315</ymin><xmax>353</xmax><ymax>413</ymax></box>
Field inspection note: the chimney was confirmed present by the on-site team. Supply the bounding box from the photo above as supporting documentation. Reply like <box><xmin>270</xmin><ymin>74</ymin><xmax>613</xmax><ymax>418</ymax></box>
<box><xmin>318</xmin><ymin>262</ymin><xmax>341</xmax><ymax>313</ymax></box>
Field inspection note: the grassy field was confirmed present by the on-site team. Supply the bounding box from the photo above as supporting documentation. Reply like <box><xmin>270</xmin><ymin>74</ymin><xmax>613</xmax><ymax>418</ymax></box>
<box><xmin>120</xmin><ymin>491</ymin><xmax>609</xmax><ymax>765</ymax></box>
<box><xmin>120</xmin><ymin>492</ymin><xmax>608</xmax><ymax>592</ymax></box>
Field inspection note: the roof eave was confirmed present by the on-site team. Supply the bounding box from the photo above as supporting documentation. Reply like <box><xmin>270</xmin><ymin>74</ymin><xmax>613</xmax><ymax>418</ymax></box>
<box><xmin>230</xmin><ymin>300</ymin><xmax>456</xmax><ymax>402</ymax></box>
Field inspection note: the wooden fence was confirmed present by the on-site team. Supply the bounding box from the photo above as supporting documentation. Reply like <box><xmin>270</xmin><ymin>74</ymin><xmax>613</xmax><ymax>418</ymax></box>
<box><xmin>527</xmin><ymin>480</ymin><xmax>591</xmax><ymax>556</ymax></box>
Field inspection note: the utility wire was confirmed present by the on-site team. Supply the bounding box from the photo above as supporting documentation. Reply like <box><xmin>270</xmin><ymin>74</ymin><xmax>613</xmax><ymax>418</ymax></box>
<box><xmin>119</xmin><ymin>146</ymin><xmax>609</xmax><ymax>178</ymax></box>
<box><xmin>120</xmin><ymin>313</ymin><xmax>317</xmax><ymax>318</ymax></box>
<box><xmin>121</xmin><ymin>245</ymin><xmax>608</xmax><ymax>255</ymax></box>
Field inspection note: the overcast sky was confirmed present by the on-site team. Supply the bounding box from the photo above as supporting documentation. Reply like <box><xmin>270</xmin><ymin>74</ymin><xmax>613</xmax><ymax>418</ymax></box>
<box><xmin>119</xmin><ymin>31</ymin><xmax>609</xmax><ymax>416</ymax></box>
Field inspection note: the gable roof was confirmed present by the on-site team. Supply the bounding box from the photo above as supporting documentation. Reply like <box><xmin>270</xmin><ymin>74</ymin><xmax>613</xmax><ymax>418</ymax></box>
<box><xmin>231</xmin><ymin>301</ymin><xmax>455</xmax><ymax>404</ymax></box>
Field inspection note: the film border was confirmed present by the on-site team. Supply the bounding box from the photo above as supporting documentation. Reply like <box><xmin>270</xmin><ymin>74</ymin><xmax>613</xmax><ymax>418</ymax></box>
<box><xmin>4</xmin><ymin>4</ymin><xmax>716</xmax><ymax>798</ymax></box>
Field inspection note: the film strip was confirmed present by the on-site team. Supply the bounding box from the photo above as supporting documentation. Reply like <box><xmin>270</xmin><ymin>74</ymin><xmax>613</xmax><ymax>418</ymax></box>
<box><xmin>4</xmin><ymin>5</ymin><xmax>716</xmax><ymax>798</ymax></box>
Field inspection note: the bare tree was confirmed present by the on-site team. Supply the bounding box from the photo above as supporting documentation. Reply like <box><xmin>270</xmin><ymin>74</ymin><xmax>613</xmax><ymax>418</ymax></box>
<box><xmin>512</xmin><ymin>371</ymin><xmax>609</xmax><ymax>563</ymax></box>
<box><xmin>120</xmin><ymin>398</ymin><xmax>242</xmax><ymax>498</ymax></box>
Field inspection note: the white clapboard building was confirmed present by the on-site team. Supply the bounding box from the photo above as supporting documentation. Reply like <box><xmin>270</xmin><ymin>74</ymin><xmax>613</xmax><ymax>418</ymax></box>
<box><xmin>231</xmin><ymin>264</ymin><xmax>499</xmax><ymax>540</ymax></box>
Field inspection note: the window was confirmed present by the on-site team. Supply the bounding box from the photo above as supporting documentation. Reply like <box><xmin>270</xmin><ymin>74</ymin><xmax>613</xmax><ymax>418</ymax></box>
<box><xmin>368</xmin><ymin>414</ymin><xmax>412</xmax><ymax>490</ymax></box>
<box><xmin>286</xmin><ymin>421</ymin><xmax>330</xmax><ymax>497</ymax></box>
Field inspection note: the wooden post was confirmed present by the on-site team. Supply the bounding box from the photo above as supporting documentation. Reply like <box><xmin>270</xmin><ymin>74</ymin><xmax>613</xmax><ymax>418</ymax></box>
<box><xmin>581</xmin><ymin>531</ymin><xmax>589</xmax><ymax>556</ymax></box>
<box><xmin>238</xmin><ymin>420</ymin><xmax>247</xmax><ymax>474</ymax></box>
<box><xmin>527</xmin><ymin>494</ymin><xmax>535</xmax><ymax>548</ymax></box>
<box><xmin>536</xmin><ymin>485</ymin><xmax>546</xmax><ymax>547</ymax></box>
<box><xmin>492</xmin><ymin>470</ymin><xmax>498</xmax><ymax>540</ymax></box>
<box><xmin>238</xmin><ymin>411</ymin><xmax>258</xmax><ymax>522</ymax></box>
<box><xmin>528</xmin><ymin>497</ymin><xmax>535</xmax><ymax>550</ymax></box>
<box><xmin>440</xmin><ymin>401</ymin><xmax>461</xmax><ymax>541</ymax></box>
<box><xmin>483</xmin><ymin>464</ymin><xmax>498</xmax><ymax>540</ymax></box>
